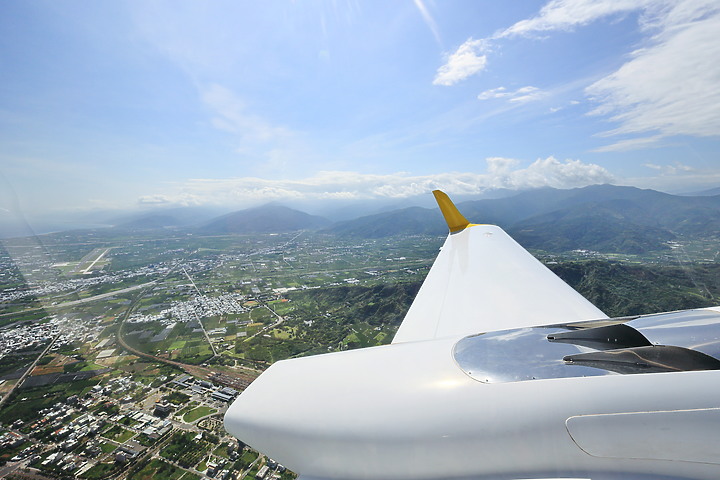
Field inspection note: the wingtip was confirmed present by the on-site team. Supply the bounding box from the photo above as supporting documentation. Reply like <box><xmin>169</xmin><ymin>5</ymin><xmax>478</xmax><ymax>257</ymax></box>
<box><xmin>432</xmin><ymin>190</ymin><xmax>471</xmax><ymax>233</ymax></box>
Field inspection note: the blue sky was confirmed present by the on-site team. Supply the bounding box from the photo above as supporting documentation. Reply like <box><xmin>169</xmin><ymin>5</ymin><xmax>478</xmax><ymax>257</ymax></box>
<box><xmin>1</xmin><ymin>0</ymin><xmax>719</xmax><ymax>218</ymax></box>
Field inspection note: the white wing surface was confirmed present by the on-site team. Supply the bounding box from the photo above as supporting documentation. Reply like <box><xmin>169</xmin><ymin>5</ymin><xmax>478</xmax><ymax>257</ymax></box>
<box><xmin>392</xmin><ymin>191</ymin><xmax>607</xmax><ymax>343</ymax></box>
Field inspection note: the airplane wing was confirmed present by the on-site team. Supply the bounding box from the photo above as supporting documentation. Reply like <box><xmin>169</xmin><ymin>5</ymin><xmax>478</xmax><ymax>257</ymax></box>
<box><xmin>392</xmin><ymin>190</ymin><xmax>607</xmax><ymax>343</ymax></box>
<box><xmin>226</xmin><ymin>190</ymin><xmax>720</xmax><ymax>480</ymax></box>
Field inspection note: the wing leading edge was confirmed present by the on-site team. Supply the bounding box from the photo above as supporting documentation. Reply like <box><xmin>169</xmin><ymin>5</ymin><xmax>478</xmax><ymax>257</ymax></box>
<box><xmin>392</xmin><ymin>190</ymin><xmax>607</xmax><ymax>343</ymax></box>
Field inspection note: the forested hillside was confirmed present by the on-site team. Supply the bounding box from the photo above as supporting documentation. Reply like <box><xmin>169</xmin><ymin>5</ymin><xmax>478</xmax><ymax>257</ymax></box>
<box><xmin>548</xmin><ymin>261</ymin><xmax>719</xmax><ymax>316</ymax></box>
<box><xmin>236</xmin><ymin>260</ymin><xmax>720</xmax><ymax>364</ymax></box>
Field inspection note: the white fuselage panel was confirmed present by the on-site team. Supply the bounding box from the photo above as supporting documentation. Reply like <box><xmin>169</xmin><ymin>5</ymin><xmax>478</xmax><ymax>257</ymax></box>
<box><xmin>225</xmin><ymin>335</ymin><xmax>720</xmax><ymax>480</ymax></box>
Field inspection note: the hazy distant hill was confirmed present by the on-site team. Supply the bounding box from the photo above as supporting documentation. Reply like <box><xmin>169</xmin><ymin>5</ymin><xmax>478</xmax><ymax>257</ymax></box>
<box><xmin>323</xmin><ymin>206</ymin><xmax>446</xmax><ymax>238</ymax></box>
<box><xmin>108</xmin><ymin>206</ymin><xmax>230</xmax><ymax>229</ymax></box>
<box><xmin>680</xmin><ymin>186</ymin><xmax>720</xmax><ymax>197</ymax></box>
<box><xmin>201</xmin><ymin>204</ymin><xmax>331</xmax><ymax>234</ymax></box>
<box><xmin>503</xmin><ymin>185</ymin><xmax>720</xmax><ymax>237</ymax></box>
<box><xmin>115</xmin><ymin>214</ymin><xmax>181</xmax><ymax>230</ymax></box>
<box><xmin>459</xmin><ymin>184</ymin><xmax>720</xmax><ymax>228</ymax></box>
<box><xmin>510</xmin><ymin>210</ymin><xmax>676</xmax><ymax>254</ymax></box>
<box><xmin>326</xmin><ymin>184</ymin><xmax>720</xmax><ymax>254</ymax></box>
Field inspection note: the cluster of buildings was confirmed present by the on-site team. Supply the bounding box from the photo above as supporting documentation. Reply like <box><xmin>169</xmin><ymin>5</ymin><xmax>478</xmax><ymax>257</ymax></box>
<box><xmin>10</xmin><ymin>399</ymin><xmax>108</xmax><ymax>474</ymax></box>
<box><xmin>0</xmin><ymin>272</ymin><xmax>120</xmax><ymax>304</ymax></box>
<box><xmin>121</xmin><ymin>409</ymin><xmax>173</xmax><ymax>438</ymax></box>
<box><xmin>90</xmin><ymin>375</ymin><xmax>149</xmax><ymax>399</ymax></box>
<box><xmin>0</xmin><ymin>318</ymin><xmax>58</xmax><ymax>356</ymax></box>
<box><xmin>0</xmin><ymin>314</ymin><xmax>103</xmax><ymax>358</ymax></box>
<box><xmin>170</xmin><ymin>373</ymin><xmax>240</xmax><ymax>403</ymax></box>
<box><xmin>50</xmin><ymin>411</ymin><xmax>107</xmax><ymax>457</ymax></box>
<box><xmin>202</xmin><ymin>441</ymin><xmax>287</xmax><ymax>480</ymax></box>
<box><xmin>13</xmin><ymin>382</ymin><xmax>175</xmax><ymax>475</ymax></box>
<box><xmin>126</xmin><ymin>291</ymin><xmax>248</xmax><ymax>325</ymax></box>
<box><xmin>206</xmin><ymin>457</ymin><xmax>232</xmax><ymax>479</ymax></box>
<box><xmin>0</xmin><ymin>430</ymin><xmax>25</xmax><ymax>450</ymax></box>
<box><xmin>22</xmin><ymin>396</ymin><xmax>100</xmax><ymax>438</ymax></box>
<box><xmin>258</xmin><ymin>460</ymin><xmax>287</xmax><ymax>480</ymax></box>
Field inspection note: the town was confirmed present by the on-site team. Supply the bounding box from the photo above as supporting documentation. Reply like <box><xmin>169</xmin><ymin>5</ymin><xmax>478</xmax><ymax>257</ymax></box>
<box><xmin>0</xmin><ymin>230</ymin><xmax>440</xmax><ymax>479</ymax></box>
<box><xmin>2</xmin><ymin>224</ymin><xmax>719</xmax><ymax>479</ymax></box>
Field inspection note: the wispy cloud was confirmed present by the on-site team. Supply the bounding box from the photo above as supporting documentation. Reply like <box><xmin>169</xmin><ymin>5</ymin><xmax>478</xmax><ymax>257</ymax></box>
<box><xmin>434</xmin><ymin>0</ymin><xmax>650</xmax><ymax>87</ymax></box>
<box><xmin>201</xmin><ymin>84</ymin><xmax>294</xmax><ymax>147</ymax></box>
<box><xmin>436</xmin><ymin>0</ymin><xmax>720</xmax><ymax>151</ymax></box>
<box><xmin>433</xmin><ymin>38</ymin><xmax>488</xmax><ymax>86</ymax></box>
<box><xmin>587</xmin><ymin>2</ymin><xmax>720</xmax><ymax>146</ymax></box>
<box><xmin>626</xmin><ymin>162</ymin><xmax>720</xmax><ymax>192</ymax></box>
<box><xmin>137</xmin><ymin>157</ymin><xmax>615</xmax><ymax>207</ymax></box>
<box><xmin>643</xmin><ymin>162</ymin><xmax>696</xmax><ymax>175</ymax></box>
<box><xmin>413</xmin><ymin>0</ymin><xmax>442</xmax><ymax>47</ymax></box>
<box><xmin>497</xmin><ymin>0</ymin><xmax>653</xmax><ymax>38</ymax></box>
<box><xmin>591</xmin><ymin>135</ymin><xmax>664</xmax><ymax>152</ymax></box>
<box><xmin>200</xmin><ymin>84</ymin><xmax>309</xmax><ymax>173</ymax></box>
<box><xmin>478</xmin><ymin>86</ymin><xmax>545</xmax><ymax>103</ymax></box>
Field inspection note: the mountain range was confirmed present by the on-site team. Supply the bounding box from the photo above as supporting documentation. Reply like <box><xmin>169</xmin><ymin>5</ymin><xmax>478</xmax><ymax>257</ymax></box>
<box><xmin>324</xmin><ymin>185</ymin><xmax>720</xmax><ymax>253</ymax></box>
<box><xmin>85</xmin><ymin>184</ymin><xmax>720</xmax><ymax>254</ymax></box>
<box><xmin>200</xmin><ymin>205</ymin><xmax>331</xmax><ymax>234</ymax></box>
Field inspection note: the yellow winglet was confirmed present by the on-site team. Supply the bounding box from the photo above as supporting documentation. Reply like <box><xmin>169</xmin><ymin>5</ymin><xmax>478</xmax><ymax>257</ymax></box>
<box><xmin>432</xmin><ymin>190</ymin><xmax>471</xmax><ymax>233</ymax></box>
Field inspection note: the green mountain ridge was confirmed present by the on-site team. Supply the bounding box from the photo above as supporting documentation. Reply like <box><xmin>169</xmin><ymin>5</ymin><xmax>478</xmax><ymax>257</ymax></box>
<box><xmin>327</xmin><ymin>185</ymin><xmax>720</xmax><ymax>254</ymax></box>
<box><xmin>239</xmin><ymin>260</ymin><xmax>720</xmax><ymax>363</ymax></box>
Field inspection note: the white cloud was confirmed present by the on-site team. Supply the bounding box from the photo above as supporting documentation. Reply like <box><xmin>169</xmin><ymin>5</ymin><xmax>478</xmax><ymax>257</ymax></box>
<box><xmin>643</xmin><ymin>162</ymin><xmax>696</xmax><ymax>175</ymax></box>
<box><xmin>200</xmin><ymin>84</ymin><xmax>309</xmax><ymax>172</ymax></box>
<box><xmin>433</xmin><ymin>38</ymin><xmax>488</xmax><ymax>86</ymax></box>
<box><xmin>477</xmin><ymin>87</ymin><xmax>508</xmax><ymax>100</ymax></box>
<box><xmin>486</xmin><ymin>157</ymin><xmax>520</xmax><ymax>175</ymax></box>
<box><xmin>587</xmin><ymin>3</ymin><xmax>720</xmax><ymax>143</ymax></box>
<box><xmin>490</xmin><ymin>156</ymin><xmax>616</xmax><ymax>189</ymax></box>
<box><xmin>439</xmin><ymin>0</ymin><xmax>720</xmax><ymax>150</ymax></box>
<box><xmin>496</xmin><ymin>0</ymin><xmax>720</xmax><ymax>148</ymax></box>
<box><xmin>137</xmin><ymin>194</ymin><xmax>175</xmax><ymax>205</ymax></box>
<box><xmin>436</xmin><ymin>0</ymin><xmax>646</xmax><ymax>88</ymax></box>
<box><xmin>510</xmin><ymin>86</ymin><xmax>546</xmax><ymax>103</ymax></box>
<box><xmin>478</xmin><ymin>86</ymin><xmax>545</xmax><ymax>103</ymax></box>
<box><xmin>625</xmin><ymin>162</ymin><xmax>720</xmax><ymax>192</ymax></box>
<box><xmin>498</xmin><ymin>0</ymin><xmax>653</xmax><ymax>38</ymax></box>
<box><xmin>137</xmin><ymin>157</ymin><xmax>615</xmax><ymax>207</ymax></box>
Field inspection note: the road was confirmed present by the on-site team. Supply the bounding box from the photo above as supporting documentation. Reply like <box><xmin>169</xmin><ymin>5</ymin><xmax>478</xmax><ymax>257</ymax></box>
<box><xmin>0</xmin><ymin>458</ymin><xmax>32</xmax><ymax>479</ymax></box>
<box><xmin>0</xmin><ymin>333</ymin><xmax>60</xmax><ymax>410</ymax></box>
<box><xmin>243</xmin><ymin>302</ymin><xmax>286</xmax><ymax>343</ymax></box>
<box><xmin>182</xmin><ymin>267</ymin><xmax>218</xmax><ymax>357</ymax></box>
<box><xmin>0</xmin><ymin>281</ymin><xmax>157</xmax><ymax>322</ymax></box>
<box><xmin>115</xmin><ymin>276</ymin><xmax>256</xmax><ymax>387</ymax></box>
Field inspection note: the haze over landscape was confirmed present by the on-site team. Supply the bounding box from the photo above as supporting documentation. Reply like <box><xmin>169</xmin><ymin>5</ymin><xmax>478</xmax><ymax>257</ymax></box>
<box><xmin>2</xmin><ymin>0</ymin><xmax>720</xmax><ymax>234</ymax></box>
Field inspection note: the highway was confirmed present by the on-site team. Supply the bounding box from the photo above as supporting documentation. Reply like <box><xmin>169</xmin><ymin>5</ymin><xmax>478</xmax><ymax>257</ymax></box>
<box><xmin>0</xmin><ymin>281</ymin><xmax>157</xmax><ymax>323</ymax></box>
<box><xmin>0</xmin><ymin>333</ymin><xmax>60</xmax><ymax>410</ymax></box>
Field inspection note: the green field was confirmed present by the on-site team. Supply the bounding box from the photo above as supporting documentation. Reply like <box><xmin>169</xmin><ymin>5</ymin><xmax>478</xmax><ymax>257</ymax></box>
<box><xmin>100</xmin><ymin>441</ymin><xmax>118</xmax><ymax>453</ymax></box>
<box><xmin>160</xmin><ymin>431</ymin><xmax>214</xmax><ymax>468</ymax></box>
<box><xmin>129</xmin><ymin>459</ymin><xmax>184</xmax><ymax>480</ymax></box>
<box><xmin>183</xmin><ymin>406</ymin><xmax>217</xmax><ymax>423</ymax></box>
<box><xmin>101</xmin><ymin>424</ymin><xmax>135</xmax><ymax>443</ymax></box>
<box><xmin>81</xmin><ymin>462</ymin><xmax>118</xmax><ymax>479</ymax></box>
